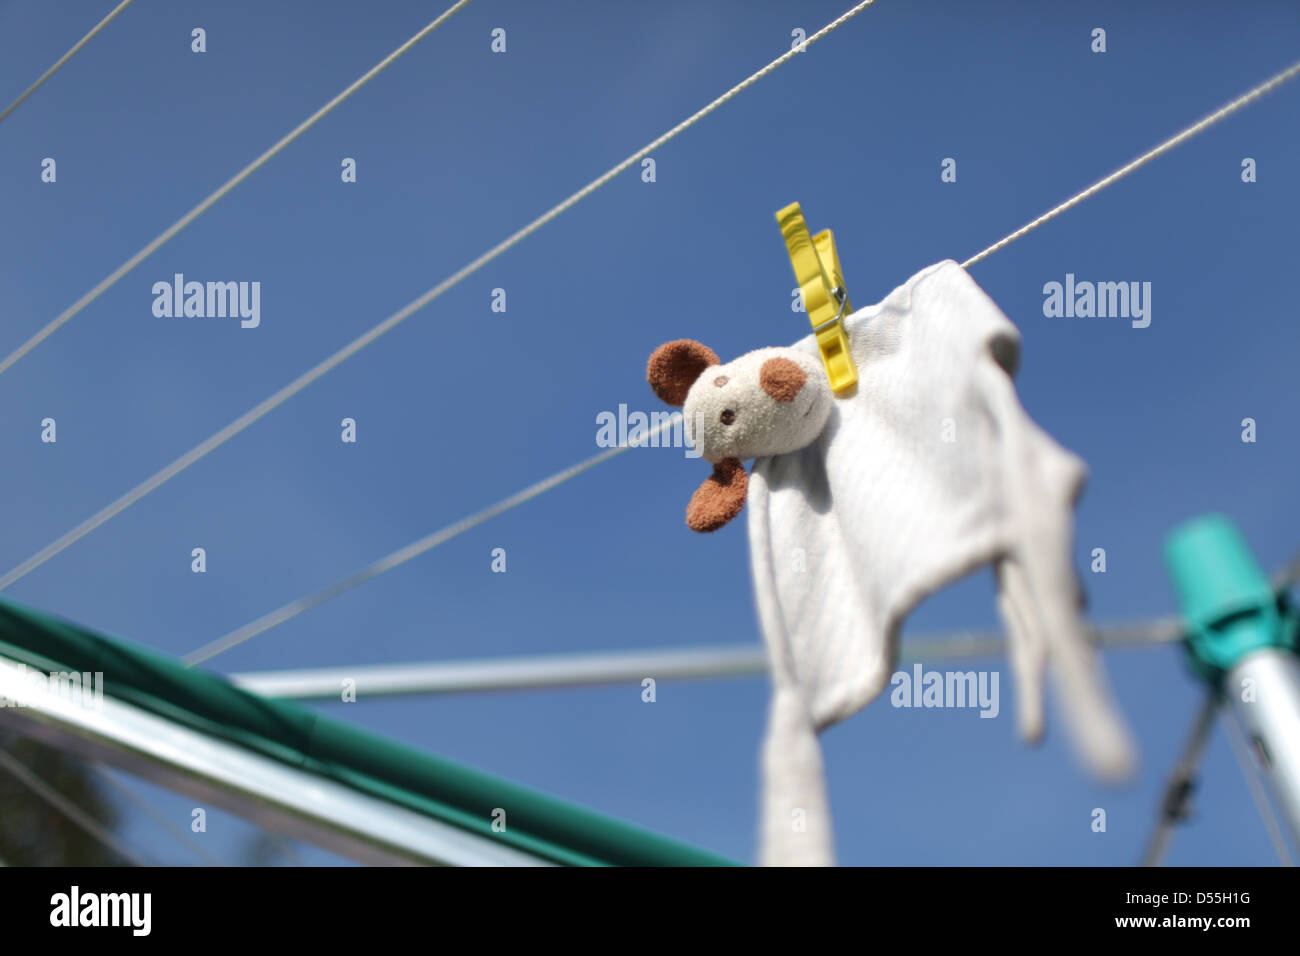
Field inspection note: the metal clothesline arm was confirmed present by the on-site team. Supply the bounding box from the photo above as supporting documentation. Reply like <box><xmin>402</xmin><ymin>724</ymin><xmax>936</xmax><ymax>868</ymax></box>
<box><xmin>228</xmin><ymin>619</ymin><xmax>1186</xmax><ymax>700</ymax></box>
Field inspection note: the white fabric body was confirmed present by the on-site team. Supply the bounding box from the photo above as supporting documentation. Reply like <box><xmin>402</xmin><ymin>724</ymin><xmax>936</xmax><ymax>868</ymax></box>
<box><xmin>747</xmin><ymin>260</ymin><xmax>1136</xmax><ymax>866</ymax></box>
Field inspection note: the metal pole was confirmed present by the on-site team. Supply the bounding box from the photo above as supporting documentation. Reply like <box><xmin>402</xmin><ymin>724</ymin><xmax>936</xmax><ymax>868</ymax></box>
<box><xmin>1164</xmin><ymin>514</ymin><xmax>1300</xmax><ymax>860</ymax></box>
<box><xmin>227</xmin><ymin>621</ymin><xmax>1183</xmax><ymax>701</ymax></box>
<box><xmin>0</xmin><ymin>653</ymin><xmax>550</xmax><ymax>867</ymax></box>
<box><xmin>1226</xmin><ymin>649</ymin><xmax>1300</xmax><ymax>846</ymax></box>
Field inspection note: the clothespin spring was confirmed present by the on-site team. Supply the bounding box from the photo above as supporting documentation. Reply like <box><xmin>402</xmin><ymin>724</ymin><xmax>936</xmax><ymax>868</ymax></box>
<box><xmin>810</xmin><ymin>287</ymin><xmax>849</xmax><ymax>337</ymax></box>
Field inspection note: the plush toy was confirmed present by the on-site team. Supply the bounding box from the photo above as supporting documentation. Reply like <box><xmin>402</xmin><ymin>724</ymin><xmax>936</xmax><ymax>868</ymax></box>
<box><xmin>646</xmin><ymin>340</ymin><xmax>833</xmax><ymax>532</ymax></box>
<box><xmin>648</xmin><ymin>262</ymin><xmax>1136</xmax><ymax>866</ymax></box>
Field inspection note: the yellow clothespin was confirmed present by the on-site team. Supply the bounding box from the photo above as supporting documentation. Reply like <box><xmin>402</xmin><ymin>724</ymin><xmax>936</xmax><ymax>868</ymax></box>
<box><xmin>775</xmin><ymin>202</ymin><xmax>858</xmax><ymax>394</ymax></box>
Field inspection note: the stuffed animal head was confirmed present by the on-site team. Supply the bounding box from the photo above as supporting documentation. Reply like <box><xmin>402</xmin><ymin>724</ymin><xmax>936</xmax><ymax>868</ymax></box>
<box><xmin>647</xmin><ymin>339</ymin><xmax>832</xmax><ymax>532</ymax></box>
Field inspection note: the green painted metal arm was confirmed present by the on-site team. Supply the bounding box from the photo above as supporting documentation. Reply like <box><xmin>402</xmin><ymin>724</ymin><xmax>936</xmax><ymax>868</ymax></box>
<box><xmin>0</xmin><ymin>597</ymin><xmax>738</xmax><ymax>867</ymax></box>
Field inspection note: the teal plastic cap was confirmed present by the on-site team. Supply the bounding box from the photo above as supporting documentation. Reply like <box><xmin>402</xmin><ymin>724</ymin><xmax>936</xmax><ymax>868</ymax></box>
<box><xmin>1166</xmin><ymin>515</ymin><xmax>1272</xmax><ymax>629</ymax></box>
<box><xmin>1164</xmin><ymin>514</ymin><xmax>1297</xmax><ymax>680</ymax></box>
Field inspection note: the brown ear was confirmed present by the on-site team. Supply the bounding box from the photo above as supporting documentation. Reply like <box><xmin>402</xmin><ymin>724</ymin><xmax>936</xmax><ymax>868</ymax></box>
<box><xmin>686</xmin><ymin>458</ymin><xmax>748</xmax><ymax>533</ymax></box>
<box><xmin>647</xmin><ymin>340</ymin><xmax>720</xmax><ymax>406</ymax></box>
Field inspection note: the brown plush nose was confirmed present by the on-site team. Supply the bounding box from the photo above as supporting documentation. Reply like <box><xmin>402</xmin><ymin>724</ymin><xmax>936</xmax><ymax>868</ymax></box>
<box><xmin>759</xmin><ymin>357</ymin><xmax>806</xmax><ymax>402</ymax></box>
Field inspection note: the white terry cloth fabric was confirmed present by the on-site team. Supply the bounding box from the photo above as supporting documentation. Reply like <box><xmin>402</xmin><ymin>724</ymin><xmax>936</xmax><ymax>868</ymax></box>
<box><xmin>747</xmin><ymin>260</ymin><xmax>1136</xmax><ymax>867</ymax></box>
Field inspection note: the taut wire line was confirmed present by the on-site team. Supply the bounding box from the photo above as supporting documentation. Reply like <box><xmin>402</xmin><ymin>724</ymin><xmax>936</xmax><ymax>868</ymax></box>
<box><xmin>0</xmin><ymin>0</ymin><xmax>137</xmax><ymax>125</ymax></box>
<box><xmin>190</xmin><ymin>61</ymin><xmax>1300</xmax><ymax>661</ymax></box>
<box><xmin>0</xmin><ymin>0</ymin><xmax>879</xmax><ymax>591</ymax></box>
<box><xmin>962</xmin><ymin>59</ymin><xmax>1300</xmax><ymax>268</ymax></box>
<box><xmin>0</xmin><ymin>0</ymin><xmax>475</xmax><ymax>377</ymax></box>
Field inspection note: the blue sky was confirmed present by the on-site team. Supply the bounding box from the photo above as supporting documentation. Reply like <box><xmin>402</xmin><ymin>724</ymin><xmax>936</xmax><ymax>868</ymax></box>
<box><xmin>1</xmin><ymin>0</ymin><xmax>1298</xmax><ymax>866</ymax></box>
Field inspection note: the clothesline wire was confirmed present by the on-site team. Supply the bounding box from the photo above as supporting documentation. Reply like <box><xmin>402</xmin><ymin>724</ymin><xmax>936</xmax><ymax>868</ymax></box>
<box><xmin>0</xmin><ymin>0</ymin><xmax>136</xmax><ymax>125</ymax></box>
<box><xmin>0</xmin><ymin>744</ymin><xmax>147</xmax><ymax>866</ymax></box>
<box><xmin>0</xmin><ymin>0</ymin><xmax>879</xmax><ymax>594</ymax></box>
<box><xmin>92</xmin><ymin>765</ymin><xmax>227</xmax><ymax>866</ymax></box>
<box><xmin>0</xmin><ymin>0</ymin><xmax>474</xmax><ymax>379</ymax></box>
<box><xmin>182</xmin><ymin>420</ymin><xmax>677</xmax><ymax>665</ymax></box>
<box><xmin>961</xmin><ymin>58</ymin><xmax>1300</xmax><ymax>268</ymax></box>
<box><xmin>6</xmin><ymin>21</ymin><xmax>1295</xmax><ymax>868</ymax></box>
<box><xmin>184</xmin><ymin>60</ymin><xmax>1300</xmax><ymax>665</ymax></box>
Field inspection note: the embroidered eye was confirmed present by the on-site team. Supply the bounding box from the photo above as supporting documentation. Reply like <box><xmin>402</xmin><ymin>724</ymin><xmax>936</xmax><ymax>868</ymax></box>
<box><xmin>714</xmin><ymin>375</ymin><xmax>729</xmax><ymax>387</ymax></box>
<box><xmin>720</xmin><ymin>409</ymin><xmax>736</xmax><ymax>425</ymax></box>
